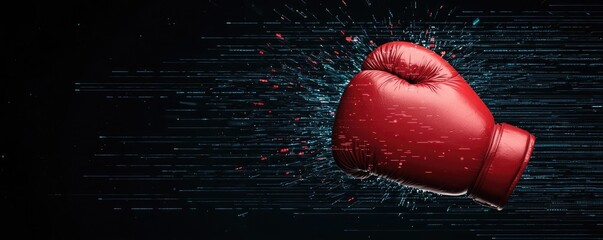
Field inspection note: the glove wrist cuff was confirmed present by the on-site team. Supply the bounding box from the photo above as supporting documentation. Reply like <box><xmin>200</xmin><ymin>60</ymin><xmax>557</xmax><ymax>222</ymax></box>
<box><xmin>468</xmin><ymin>123</ymin><xmax>535</xmax><ymax>210</ymax></box>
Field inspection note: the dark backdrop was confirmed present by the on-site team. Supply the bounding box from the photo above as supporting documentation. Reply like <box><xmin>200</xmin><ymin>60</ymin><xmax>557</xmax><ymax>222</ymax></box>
<box><xmin>5</xmin><ymin>0</ymin><xmax>603</xmax><ymax>239</ymax></box>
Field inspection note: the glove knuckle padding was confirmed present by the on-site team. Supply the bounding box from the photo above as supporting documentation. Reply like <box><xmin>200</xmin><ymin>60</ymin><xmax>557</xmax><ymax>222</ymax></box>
<box><xmin>332</xmin><ymin>41</ymin><xmax>535</xmax><ymax>210</ymax></box>
<box><xmin>362</xmin><ymin>41</ymin><xmax>459</xmax><ymax>84</ymax></box>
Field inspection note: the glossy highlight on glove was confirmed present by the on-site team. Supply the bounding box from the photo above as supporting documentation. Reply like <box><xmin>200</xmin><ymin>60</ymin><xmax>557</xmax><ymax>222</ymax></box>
<box><xmin>332</xmin><ymin>41</ymin><xmax>535</xmax><ymax>210</ymax></box>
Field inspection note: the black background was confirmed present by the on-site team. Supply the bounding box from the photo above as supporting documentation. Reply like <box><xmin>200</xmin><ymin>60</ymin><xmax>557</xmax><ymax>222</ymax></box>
<box><xmin>5</xmin><ymin>0</ymin><xmax>602</xmax><ymax>239</ymax></box>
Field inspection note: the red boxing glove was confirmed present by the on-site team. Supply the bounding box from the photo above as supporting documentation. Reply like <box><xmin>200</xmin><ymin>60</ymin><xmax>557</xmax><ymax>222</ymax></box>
<box><xmin>332</xmin><ymin>41</ymin><xmax>535</xmax><ymax>210</ymax></box>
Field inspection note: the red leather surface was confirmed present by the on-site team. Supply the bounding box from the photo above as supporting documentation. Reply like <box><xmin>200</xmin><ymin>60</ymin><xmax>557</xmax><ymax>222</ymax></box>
<box><xmin>332</xmin><ymin>41</ymin><xmax>535</xmax><ymax>209</ymax></box>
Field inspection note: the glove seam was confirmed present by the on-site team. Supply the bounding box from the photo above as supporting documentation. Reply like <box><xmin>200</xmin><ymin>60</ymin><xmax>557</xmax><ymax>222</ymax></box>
<box><xmin>468</xmin><ymin>123</ymin><xmax>504</xmax><ymax>198</ymax></box>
